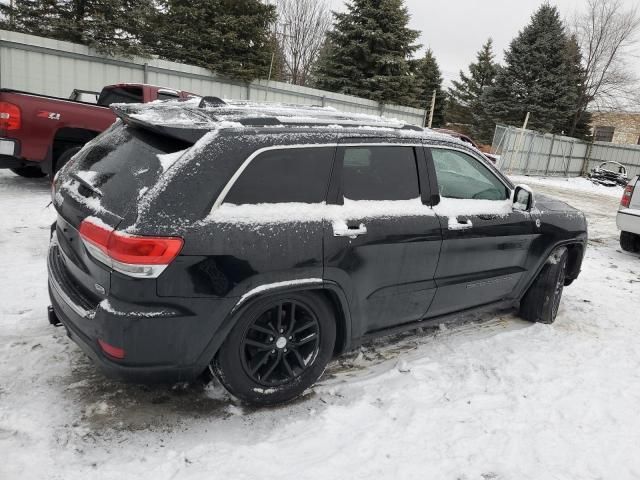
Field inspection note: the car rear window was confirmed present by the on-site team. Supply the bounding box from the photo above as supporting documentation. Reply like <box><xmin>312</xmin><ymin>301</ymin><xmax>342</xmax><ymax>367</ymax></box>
<box><xmin>67</xmin><ymin>122</ymin><xmax>191</xmax><ymax>217</ymax></box>
<box><xmin>98</xmin><ymin>86</ymin><xmax>144</xmax><ymax>106</ymax></box>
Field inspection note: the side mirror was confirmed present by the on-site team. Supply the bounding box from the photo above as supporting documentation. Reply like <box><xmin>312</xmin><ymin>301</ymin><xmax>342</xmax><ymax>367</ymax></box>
<box><xmin>512</xmin><ymin>184</ymin><xmax>535</xmax><ymax>212</ymax></box>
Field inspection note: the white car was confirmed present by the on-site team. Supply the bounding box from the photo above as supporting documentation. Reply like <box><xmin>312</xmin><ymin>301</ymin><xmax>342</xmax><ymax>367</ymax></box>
<box><xmin>617</xmin><ymin>175</ymin><xmax>640</xmax><ymax>252</ymax></box>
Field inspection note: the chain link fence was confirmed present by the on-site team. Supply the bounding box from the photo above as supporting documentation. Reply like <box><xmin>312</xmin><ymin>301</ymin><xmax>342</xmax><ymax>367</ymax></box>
<box><xmin>491</xmin><ymin>124</ymin><xmax>640</xmax><ymax>179</ymax></box>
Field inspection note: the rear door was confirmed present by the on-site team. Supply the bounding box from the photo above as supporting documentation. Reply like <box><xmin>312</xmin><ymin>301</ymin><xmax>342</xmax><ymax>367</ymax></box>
<box><xmin>425</xmin><ymin>146</ymin><xmax>535</xmax><ymax>317</ymax></box>
<box><xmin>323</xmin><ymin>140</ymin><xmax>442</xmax><ymax>336</ymax></box>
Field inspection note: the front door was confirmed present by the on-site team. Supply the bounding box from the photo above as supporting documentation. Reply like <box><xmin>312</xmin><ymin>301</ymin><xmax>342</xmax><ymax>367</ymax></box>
<box><xmin>323</xmin><ymin>142</ymin><xmax>442</xmax><ymax>336</ymax></box>
<box><xmin>426</xmin><ymin>146</ymin><xmax>535</xmax><ymax>317</ymax></box>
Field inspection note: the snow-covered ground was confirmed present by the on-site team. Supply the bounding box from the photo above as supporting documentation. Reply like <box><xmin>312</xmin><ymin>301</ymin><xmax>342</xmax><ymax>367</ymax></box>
<box><xmin>1</xmin><ymin>170</ymin><xmax>639</xmax><ymax>480</ymax></box>
<box><xmin>511</xmin><ymin>174</ymin><xmax>625</xmax><ymax>198</ymax></box>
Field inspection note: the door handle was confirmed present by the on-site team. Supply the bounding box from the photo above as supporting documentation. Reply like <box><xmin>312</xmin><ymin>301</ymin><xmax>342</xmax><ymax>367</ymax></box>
<box><xmin>448</xmin><ymin>217</ymin><xmax>473</xmax><ymax>231</ymax></box>
<box><xmin>333</xmin><ymin>222</ymin><xmax>367</xmax><ymax>239</ymax></box>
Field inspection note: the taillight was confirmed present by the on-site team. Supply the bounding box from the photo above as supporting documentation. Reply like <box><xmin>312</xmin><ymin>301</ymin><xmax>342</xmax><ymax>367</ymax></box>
<box><xmin>0</xmin><ymin>102</ymin><xmax>21</xmax><ymax>130</ymax></box>
<box><xmin>79</xmin><ymin>218</ymin><xmax>183</xmax><ymax>278</ymax></box>
<box><xmin>98</xmin><ymin>339</ymin><xmax>125</xmax><ymax>360</ymax></box>
<box><xmin>621</xmin><ymin>184</ymin><xmax>635</xmax><ymax>208</ymax></box>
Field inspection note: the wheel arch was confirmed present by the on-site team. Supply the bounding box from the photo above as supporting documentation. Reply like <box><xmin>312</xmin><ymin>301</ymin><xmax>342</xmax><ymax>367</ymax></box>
<box><xmin>518</xmin><ymin>240</ymin><xmax>585</xmax><ymax>300</ymax></box>
<box><xmin>196</xmin><ymin>281</ymin><xmax>353</xmax><ymax>372</ymax></box>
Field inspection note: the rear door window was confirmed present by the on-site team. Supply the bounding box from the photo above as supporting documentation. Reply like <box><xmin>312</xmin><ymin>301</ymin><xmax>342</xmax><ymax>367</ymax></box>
<box><xmin>224</xmin><ymin>147</ymin><xmax>335</xmax><ymax>204</ymax></box>
<box><xmin>340</xmin><ymin>146</ymin><xmax>420</xmax><ymax>200</ymax></box>
<box><xmin>430</xmin><ymin>148</ymin><xmax>508</xmax><ymax>200</ymax></box>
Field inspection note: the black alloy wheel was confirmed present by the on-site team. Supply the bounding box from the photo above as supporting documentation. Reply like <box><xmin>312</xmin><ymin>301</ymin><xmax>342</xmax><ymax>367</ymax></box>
<box><xmin>214</xmin><ymin>292</ymin><xmax>335</xmax><ymax>406</ymax></box>
<box><xmin>241</xmin><ymin>300</ymin><xmax>321</xmax><ymax>386</ymax></box>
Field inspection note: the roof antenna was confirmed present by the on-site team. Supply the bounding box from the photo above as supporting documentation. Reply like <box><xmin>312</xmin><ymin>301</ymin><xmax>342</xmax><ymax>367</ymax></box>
<box><xmin>199</xmin><ymin>96</ymin><xmax>227</xmax><ymax>108</ymax></box>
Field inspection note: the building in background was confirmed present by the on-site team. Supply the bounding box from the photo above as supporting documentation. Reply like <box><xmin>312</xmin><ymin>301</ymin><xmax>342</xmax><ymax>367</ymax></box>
<box><xmin>591</xmin><ymin>112</ymin><xmax>640</xmax><ymax>145</ymax></box>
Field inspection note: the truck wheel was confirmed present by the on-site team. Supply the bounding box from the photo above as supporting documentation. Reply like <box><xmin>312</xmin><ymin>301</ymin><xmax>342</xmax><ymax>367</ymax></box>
<box><xmin>10</xmin><ymin>166</ymin><xmax>46</xmax><ymax>178</ymax></box>
<box><xmin>620</xmin><ymin>231</ymin><xmax>640</xmax><ymax>253</ymax></box>
<box><xmin>519</xmin><ymin>247</ymin><xmax>568</xmax><ymax>324</ymax></box>
<box><xmin>54</xmin><ymin>146</ymin><xmax>82</xmax><ymax>175</ymax></box>
<box><xmin>213</xmin><ymin>292</ymin><xmax>336</xmax><ymax>406</ymax></box>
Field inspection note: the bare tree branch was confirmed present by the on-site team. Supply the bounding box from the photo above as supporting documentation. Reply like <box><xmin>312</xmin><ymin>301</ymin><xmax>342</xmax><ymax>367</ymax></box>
<box><xmin>571</xmin><ymin>0</ymin><xmax>640</xmax><ymax>132</ymax></box>
<box><xmin>277</xmin><ymin>0</ymin><xmax>332</xmax><ymax>86</ymax></box>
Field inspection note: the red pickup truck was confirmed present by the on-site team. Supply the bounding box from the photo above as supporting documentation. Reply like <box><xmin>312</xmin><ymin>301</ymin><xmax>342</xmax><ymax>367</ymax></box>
<box><xmin>0</xmin><ymin>83</ymin><xmax>197</xmax><ymax>178</ymax></box>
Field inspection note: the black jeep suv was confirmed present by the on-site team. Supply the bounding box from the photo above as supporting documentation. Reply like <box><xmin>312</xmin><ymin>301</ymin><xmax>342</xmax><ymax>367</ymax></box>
<box><xmin>48</xmin><ymin>100</ymin><xmax>587</xmax><ymax>405</ymax></box>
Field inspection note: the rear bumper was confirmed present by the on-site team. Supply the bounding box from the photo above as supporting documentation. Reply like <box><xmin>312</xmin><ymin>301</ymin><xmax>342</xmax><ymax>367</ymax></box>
<box><xmin>617</xmin><ymin>209</ymin><xmax>640</xmax><ymax>236</ymax></box>
<box><xmin>47</xmin><ymin>237</ymin><xmax>237</xmax><ymax>384</ymax></box>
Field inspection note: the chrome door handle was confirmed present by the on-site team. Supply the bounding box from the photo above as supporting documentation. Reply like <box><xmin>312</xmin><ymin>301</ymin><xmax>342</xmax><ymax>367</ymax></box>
<box><xmin>448</xmin><ymin>218</ymin><xmax>473</xmax><ymax>231</ymax></box>
<box><xmin>333</xmin><ymin>223</ymin><xmax>367</xmax><ymax>239</ymax></box>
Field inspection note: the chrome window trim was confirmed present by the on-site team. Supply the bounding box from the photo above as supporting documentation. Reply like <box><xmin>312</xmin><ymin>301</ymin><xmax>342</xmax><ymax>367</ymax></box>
<box><xmin>211</xmin><ymin>142</ymin><xmax>424</xmax><ymax>210</ymax></box>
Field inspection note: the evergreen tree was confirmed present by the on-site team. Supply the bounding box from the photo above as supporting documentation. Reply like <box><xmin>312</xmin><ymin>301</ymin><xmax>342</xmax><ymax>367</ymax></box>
<box><xmin>151</xmin><ymin>0</ymin><xmax>276</xmax><ymax>81</ymax></box>
<box><xmin>413</xmin><ymin>49</ymin><xmax>445</xmax><ymax>127</ymax></box>
<box><xmin>564</xmin><ymin>35</ymin><xmax>592</xmax><ymax>139</ymax></box>
<box><xmin>448</xmin><ymin>38</ymin><xmax>499</xmax><ymax>143</ymax></box>
<box><xmin>1</xmin><ymin>0</ymin><xmax>155</xmax><ymax>57</ymax></box>
<box><xmin>484</xmin><ymin>5</ymin><xmax>579</xmax><ymax>134</ymax></box>
<box><xmin>313</xmin><ymin>0</ymin><xmax>420</xmax><ymax>106</ymax></box>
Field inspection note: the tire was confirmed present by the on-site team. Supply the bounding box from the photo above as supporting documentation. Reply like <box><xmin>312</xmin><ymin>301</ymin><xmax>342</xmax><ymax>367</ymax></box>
<box><xmin>620</xmin><ymin>231</ymin><xmax>640</xmax><ymax>253</ymax></box>
<box><xmin>53</xmin><ymin>146</ymin><xmax>82</xmax><ymax>176</ymax></box>
<box><xmin>519</xmin><ymin>247</ymin><xmax>568</xmax><ymax>324</ymax></box>
<box><xmin>214</xmin><ymin>292</ymin><xmax>336</xmax><ymax>406</ymax></box>
<box><xmin>10</xmin><ymin>166</ymin><xmax>46</xmax><ymax>178</ymax></box>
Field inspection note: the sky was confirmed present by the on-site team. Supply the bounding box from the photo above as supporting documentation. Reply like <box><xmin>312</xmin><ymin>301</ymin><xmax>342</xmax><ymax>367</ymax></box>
<box><xmin>328</xmin><ymin>0</ymin><xmax>640</xmax><ymax>86</ymax></box>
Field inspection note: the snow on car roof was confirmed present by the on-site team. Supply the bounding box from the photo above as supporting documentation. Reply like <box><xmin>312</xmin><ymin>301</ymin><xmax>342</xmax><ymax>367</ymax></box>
<box><xmin>110</xmin><ymin>98</ymin><xmax>464</xmax><ymax>144</ymax></box>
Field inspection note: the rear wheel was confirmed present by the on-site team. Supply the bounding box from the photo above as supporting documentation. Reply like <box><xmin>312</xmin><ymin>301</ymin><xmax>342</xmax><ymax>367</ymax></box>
<box><xmin>53</xmin><ymin>146</ymin><xmax>82</xmax><ymax>175</ymax></box>
<box><xmin>620</xmin><ymin>231</ymin><xmax>640</xmax><ymax>253</ymax></box>
<box><xmin>519</xmin><ymin>247</ymin><xmax>568</xmax><ymax>324</ymax></box>
<box><xmin>10</xmin><ymin>166</ymin><xmax>46</xmax><ymax>178</ymax></box>
<box><xmin>214</xmin><ymin>292</ymin><xmax>336</xmax><ymax>406</ymax></box>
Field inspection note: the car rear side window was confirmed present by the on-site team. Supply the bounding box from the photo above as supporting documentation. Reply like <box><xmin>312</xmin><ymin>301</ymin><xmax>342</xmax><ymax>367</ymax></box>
<box><xmin>224</xmin><ymin>147</ymin><xmax>335</xmax><ymax>204</ymax></box>
<box><xmin>430</xmin><ymin>148</ymin><xmax>508</xmax><ymax>201</ymax></box>
<box><xmin>340</xmin><ymin>146</ymin><xmax>419</xmax><ymax>201</ymax></box>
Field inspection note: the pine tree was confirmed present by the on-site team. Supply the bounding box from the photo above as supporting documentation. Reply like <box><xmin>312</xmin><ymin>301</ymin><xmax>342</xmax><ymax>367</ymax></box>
<box><xmin>564</xmin><ymin>35</ymin><xmax>592</xmax><ymax>139</ymax></box>
<box><xmin>448</xmin><ymin>38</ymin><xmax>499</xmax><ymax>143</ymax></box>
<box><xmin>484</xmin><ymin>5</ymin><xmax>579</xmax><ymax>134</ymax></box>
<box><xmin>151</xmin><ymin>0</ymin><xmax>277</xmax><ymax>81</ymax></box>
<box><xmin>413</xmin><ymin>49</ymin><xmax>445</xmax><ymax>127</ymax></box>
<box><xmin>313</xmin><ymin>0</ymin><xmax>420</xmax><ymax>106</ymax></box>
<box><xmin>1</xmin><ymin>0</ymin><xmax>155</xmax><ymax>57</ymax></box>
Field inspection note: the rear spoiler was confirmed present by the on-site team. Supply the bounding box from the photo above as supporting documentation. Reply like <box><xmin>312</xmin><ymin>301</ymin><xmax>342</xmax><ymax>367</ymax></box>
<box><xmin>111</xmin><ymin>103</ymin><xmax>214</xmax><ymax>144</ymax></box>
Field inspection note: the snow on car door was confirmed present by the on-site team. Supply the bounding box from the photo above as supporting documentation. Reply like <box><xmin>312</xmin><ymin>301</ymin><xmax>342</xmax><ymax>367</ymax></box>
<box><xmin>426</xmin><ymin>146</ymin><xmax>535</xmax><ymax>316</ymax></box>
<box><xmin>323</xmin><ymin>142</ymin><xmax>442</xmax><ymax>336</ymax></box>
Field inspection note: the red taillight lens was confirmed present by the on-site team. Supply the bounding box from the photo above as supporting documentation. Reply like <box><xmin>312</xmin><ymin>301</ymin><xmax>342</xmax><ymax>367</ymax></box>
<box><xmin>107</xmin><ymin>233</ymin><xmax>184</xmax><ymax>265</ymax></box>
<box><xmin>79</xmin><ymin>218</ymin><xmax>183</xmax><ymax>276</ymax></box>
<box><xmin>621</xmin><ymin>184</ymin><xmax>634</xmax><ymax>208</ymax></box>
<box><xmin>98</xmin><ymin>339</ymin><xmax>125</xmax><ymax>360</ymax></box>
<box><xmin>0</xmin><ymin>101</ymin><xmax>21</xmax><ymax>130</ymax></box>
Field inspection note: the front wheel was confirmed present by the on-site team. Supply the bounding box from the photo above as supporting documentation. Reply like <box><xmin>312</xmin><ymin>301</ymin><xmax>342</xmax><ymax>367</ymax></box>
<box><xmin>519</xmin><ymin>247</ymin><xmax>568</xmax><ymax>324</ymax></box>
<box><xmin>214</xmin><ymin>292</ymin><xmax>336</xmax><ymax>406</ymax></box>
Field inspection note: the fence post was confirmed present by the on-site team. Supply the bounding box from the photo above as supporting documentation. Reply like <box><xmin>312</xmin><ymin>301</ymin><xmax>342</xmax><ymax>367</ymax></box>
<box><xmin>524</xmin><ymin>132</ymin><xmax>535</xmax><ymax>175</ymax></box>
<box><xmin>564</xmin><ymin>141</ymin><xmax>575</xmax><ymax>177</ymax></box>
<box><xmin>544</xmin><ymin>134</ymin><xmax>556</xmax><ymax>176</ymax></box>
<box><xmin>143</xmin><ymin>62</ymin><xmax>149</xmax><ymax>84</ymax></box>
<box><xmin>246</xmin><ymin>83</ymin><xmax>251</xmax><ymax>100</ymax></box>
<box><xmin>581</xmin><ymin>140</ymin><xmax>594</xmax><ymax>176</ymax></box>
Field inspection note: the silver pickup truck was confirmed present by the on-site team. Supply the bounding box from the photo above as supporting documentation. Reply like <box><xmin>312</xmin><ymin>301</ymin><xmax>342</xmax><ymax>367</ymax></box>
<box><xmin>617</xmin><ymin>175</ymin><xmax>640</xmax><ymax>252</ymax></box>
